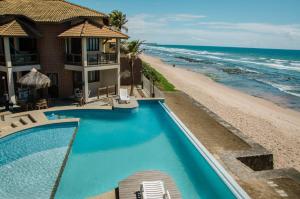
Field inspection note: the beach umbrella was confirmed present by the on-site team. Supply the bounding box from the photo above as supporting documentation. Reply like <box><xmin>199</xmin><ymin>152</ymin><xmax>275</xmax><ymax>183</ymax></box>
<box><xmin>18</xmin><ymin>68</ymin><xmax>51</xmax><ymax>89</ymax></box>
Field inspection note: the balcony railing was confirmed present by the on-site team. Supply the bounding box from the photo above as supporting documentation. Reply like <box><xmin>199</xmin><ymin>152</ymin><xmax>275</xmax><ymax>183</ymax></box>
<box><xmin>87</xmin><ymin>52</ymin><xmax>117</xmax><ymax>65</ymax></box>
<box><xmin>11</xmin><ymin>53</ymin><xmax>39</xmax><ymax>66</ymax></box>
<box><xmin>65</xmin><ymin>54</ymin><xmax>82</xmax><ymax>65</ymax></box>
<box><xmin>0</xmin><ymin>54</ymin><xmax>5</xmax><ymax>66</ymax></box>
<box><xmin>65</xmin><ymin>52</ymin><xmax>118</xmax><ymax>66</ymax></box>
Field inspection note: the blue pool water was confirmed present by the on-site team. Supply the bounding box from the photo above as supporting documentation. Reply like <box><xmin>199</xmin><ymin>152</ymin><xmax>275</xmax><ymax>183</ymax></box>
<box><xmin>144</xmin><ymin>44</ymin><xmax>300</xmax><ymax>110</ymax></box>
<box><xmin>46</xmin><ymin>102</ymin><xmax>239</xmax><ymax>199</ymax></box>
<box><xmin>0</xmin><ymin>123</ymin><xmax>77</xmax><ymax>199</ymax></box>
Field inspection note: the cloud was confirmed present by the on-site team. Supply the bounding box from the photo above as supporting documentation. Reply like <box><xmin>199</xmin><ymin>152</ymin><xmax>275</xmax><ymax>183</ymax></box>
<box><xmin>161</xmin><ymin>14</ymin><xmax>206</xmax><ymax>22</ymax></box>
<box><xmin>127</xmin><ymin>14</ymin><xmax>300</xmax><ymax>50</ymax></box>
<box><xmin>196</xmin><ymin>22</ymin><xmax>300</xmax><ymax>37</ymax></box>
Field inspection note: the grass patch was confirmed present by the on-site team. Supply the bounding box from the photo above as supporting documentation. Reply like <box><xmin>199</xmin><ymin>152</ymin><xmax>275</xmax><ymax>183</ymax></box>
<box><xmin>142</xmin><ymin>61</ymin><xmax>175</xmax><ymax>91</ymax></box>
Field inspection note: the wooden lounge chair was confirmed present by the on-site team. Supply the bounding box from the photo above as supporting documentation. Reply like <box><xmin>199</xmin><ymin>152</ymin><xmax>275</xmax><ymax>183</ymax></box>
<box><xmin>119</xmin><ymin>88</ymin><xmax>130</xmax><ymax>104</ymax></box>
<box><xmin>140</xmin><ymin>181</ymin><xmax>171</xmax><ymax>199</ymax></box>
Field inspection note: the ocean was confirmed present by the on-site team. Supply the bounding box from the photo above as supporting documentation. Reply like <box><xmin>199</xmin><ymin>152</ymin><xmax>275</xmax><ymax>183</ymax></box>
<box><xmin>144</xmin><ymin>44</ymin><xmax>300</xmax><ymax>111</ymax></box>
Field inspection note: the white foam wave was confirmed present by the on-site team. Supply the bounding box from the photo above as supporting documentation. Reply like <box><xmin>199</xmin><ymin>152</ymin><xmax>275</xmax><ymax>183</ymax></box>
<box><xmin>200</xmin><ymin>55</ymin><xmax>300</xmax><ymax>72</ymax></box>
<box><xmin>290</xmin><ymin>63</ymin><xmax>300</xmax><ymax>67</ymax></box>
<box><xmin>256</xmin><ymin>79</ymin><xmax>300</xmax><ymax>97</ymax></box>
<box><xmin>238</xmin><ymin>67</ymin><xmax>260</xmax><ymax>74</ymax></box>
<box><xmin>145</xmin><ymin>45</ymin><xmax>226</xmax><ymax>57</ymax></box>
<box><xmin>145</xmin><ymin>45</ymin><xmax>300</xmax><ymax>72</ymax></box>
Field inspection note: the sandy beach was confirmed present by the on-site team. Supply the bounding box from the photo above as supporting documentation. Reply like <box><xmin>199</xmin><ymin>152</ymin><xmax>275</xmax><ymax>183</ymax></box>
<box><xmin>141</xmin><ymin>53</ymin><xmax>300</xmax><ymax>171</ymax></box>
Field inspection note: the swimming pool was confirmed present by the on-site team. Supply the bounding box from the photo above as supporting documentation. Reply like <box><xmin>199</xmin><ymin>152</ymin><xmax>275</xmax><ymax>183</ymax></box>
<box><xmin>45</xmin><ymin>101</ymin><xmax>249</xmax><ymax>199</ymax></box>
<box><xmin>0</xmin><ymin>122</ymin><xmax>77</xmax><ymax>199</ymax></box>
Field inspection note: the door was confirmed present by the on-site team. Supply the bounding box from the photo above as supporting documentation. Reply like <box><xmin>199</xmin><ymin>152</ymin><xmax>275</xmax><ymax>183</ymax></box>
<box><xmin>72</xmin><ymin>71</ymin><xmax>82</xmax><ymax>91</ymax></box>
<box><xmin>47</xmin><ymin>73</ymin><xmax>59</xmax><ymax>98</ymax></box>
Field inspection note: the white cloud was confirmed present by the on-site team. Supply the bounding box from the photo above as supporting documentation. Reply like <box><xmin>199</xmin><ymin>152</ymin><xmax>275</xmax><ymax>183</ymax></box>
<box><xmin>161</xmin><ymin>14</ymin><xmax>206</xmax><ymax>22</ymax></box>
<box><xmin>127</xmin><ymin>14</ymin><xmax>300</xmax><ymax>50</ymax></box>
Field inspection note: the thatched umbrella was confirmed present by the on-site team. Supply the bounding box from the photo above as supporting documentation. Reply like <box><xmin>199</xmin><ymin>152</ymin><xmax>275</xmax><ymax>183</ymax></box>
<box><xmin>18</xmin><ymin>68</ymin><xmax>51</xmax><ymax>89</ymax></box>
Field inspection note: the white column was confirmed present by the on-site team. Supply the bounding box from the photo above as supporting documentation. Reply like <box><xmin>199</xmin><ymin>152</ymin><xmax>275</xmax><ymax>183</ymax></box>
<box><xmin>83</xmin><ymin>68</ymin><xmax>89</xmax><ymax>103</ymax></box>
<box><xmin>117</xmin><ymin>67</ymin><xmax>120</xmax><ymax>94</ymax></box>
<box><xmin>6</xmin><ymin>67</ymin><xmax>16</xmax><ymax>104</ymax></box>
<box><xmin>81</xmin><ymin>37</ymin><xmax>87</xmax><ymax>67</ymax></box>
<box><xmin>116</xmin><ymin>38</ymin><xmax>121</xmax><ymax>64</ymax></box>
<box><xmin>4</xmin><ymin>37</ymin><xmax>12</xmax><ymax>67</ymax></box>
<box><xmin>4</xmin><ymin>37</ymin><xmax>16</xmax><ymax>104</ymax></box>
<box><xmin>116</xmin><ymin>38</ymin><xmax>121</xmax><ymax>94</ymax></box>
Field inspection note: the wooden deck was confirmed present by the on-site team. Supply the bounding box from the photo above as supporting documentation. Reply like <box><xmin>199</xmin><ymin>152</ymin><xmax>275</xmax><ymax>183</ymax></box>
<box><xmin>118</xmin><ymin>170</ymin><xmax>182</xmax><ymax>199</ymax></box>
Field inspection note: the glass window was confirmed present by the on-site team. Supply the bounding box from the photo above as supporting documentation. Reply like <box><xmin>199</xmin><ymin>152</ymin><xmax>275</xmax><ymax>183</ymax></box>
<box><xmin>87</xmin><ymin>38</ymin><xmax>99</xmax><ymax>51</ymax></box>
<box><xmin>88</xmin><ymin>71</ymin><xmax>99</xmax><ymax>83</ymax></box>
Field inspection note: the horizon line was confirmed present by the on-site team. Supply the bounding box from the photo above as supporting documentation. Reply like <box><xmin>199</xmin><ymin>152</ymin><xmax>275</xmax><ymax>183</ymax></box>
<box><xmin>143</xmin><ymin>42</ymin><xmax>300</xmax><ymax>51</ymax></box>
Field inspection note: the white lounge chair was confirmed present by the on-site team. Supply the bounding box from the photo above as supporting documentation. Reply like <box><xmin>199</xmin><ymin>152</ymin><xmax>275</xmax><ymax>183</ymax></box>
<box><xmin>119</xmin><ymin>88</ymin><xmax>130</xmax><ymax>103</ymax></box>
<box><xmin>140</xmin><ymin>181</ymin><xmax>171</xmax><ymax>199</ymax></box>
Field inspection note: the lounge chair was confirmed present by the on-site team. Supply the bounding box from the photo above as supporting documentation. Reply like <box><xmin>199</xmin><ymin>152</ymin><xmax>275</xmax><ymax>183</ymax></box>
<box><xmin>140</xmin><ymin>181</ymin><xmax>171</xmax><ymax>199</ymax></box>
<box><xmin>119</xmin><ymin>88</ymin><xmax>130</xmax><ymax>103</ymax></box>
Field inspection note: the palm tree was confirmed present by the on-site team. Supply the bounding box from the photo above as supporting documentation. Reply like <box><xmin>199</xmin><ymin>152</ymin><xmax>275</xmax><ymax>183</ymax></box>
<box><xmin>124</xmin><ymin>40</ymin><xmax>144</xmax><ymax>96</ymax></box>
<box><xmin>109</xmin><ymin>10</ymin><xmax>128</xmax><ymax>32</ymax></box>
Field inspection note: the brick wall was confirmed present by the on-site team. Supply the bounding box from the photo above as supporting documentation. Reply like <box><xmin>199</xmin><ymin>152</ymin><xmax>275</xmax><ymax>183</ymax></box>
<box><xmin>36</xmin><ymin>23</ymin><xmax>73</xmax><ymax>98</ymax></box>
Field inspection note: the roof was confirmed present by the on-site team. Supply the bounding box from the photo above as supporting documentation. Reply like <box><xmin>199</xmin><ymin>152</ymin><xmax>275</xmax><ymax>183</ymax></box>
<box><xmin>58</xmin><ymin>21</ymin><xmax>129</xmax><ymax>39</ymax></box>
<box><xmin>0</xmin><ymin>19</ymin><xmax>41</xmax><ymax>37</ymax></box>
<box><xmin>0</xmin><ymin>0</ymin><xmax>107</xmax><ymax>23</ymax></box>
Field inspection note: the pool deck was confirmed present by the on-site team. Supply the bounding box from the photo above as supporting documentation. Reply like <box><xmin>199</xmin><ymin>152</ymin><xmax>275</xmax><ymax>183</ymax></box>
<box><xmin>118</xmin><ymin>170</ymin><xmax>181</xmax><ymax>199</ymax></box>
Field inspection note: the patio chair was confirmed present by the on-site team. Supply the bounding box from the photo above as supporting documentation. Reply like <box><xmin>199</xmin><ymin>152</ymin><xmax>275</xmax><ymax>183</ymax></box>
<box><xmin>74</xmin><ymin>88</ymin><xmax>83</xmax><ymax>98</ymax></box>
<box><xmin>119</xmin><ymin>88</ymin><xmax>130</xmax><ymax>103</ymax></box>
<box><xmin>140</xmin><ymin>181</ymin><xmax>171</xmax><ymax>199</ymax></box>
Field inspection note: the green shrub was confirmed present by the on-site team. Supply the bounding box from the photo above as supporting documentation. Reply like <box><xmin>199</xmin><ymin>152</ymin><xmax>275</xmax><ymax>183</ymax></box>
<box><xmin>142</xmin><ymin>61</ymin><xmax>175</xmax><ymax>91</ymax></box>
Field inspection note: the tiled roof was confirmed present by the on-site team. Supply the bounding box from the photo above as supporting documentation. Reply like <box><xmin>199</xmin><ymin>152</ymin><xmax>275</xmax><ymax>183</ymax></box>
<box><xmin>0</xmin><ymin>0</ymin><xmax>107</xmax><ymax>23</ymax></box>
<box><xmin>58</xmin><ymin>21</ymin><xmax>129</xmax><ymax>38</ymax></box>
<box><xmin>0</xmin><ymin>19</ymin><xmax>41</xmax><ymax>37</ymax></box>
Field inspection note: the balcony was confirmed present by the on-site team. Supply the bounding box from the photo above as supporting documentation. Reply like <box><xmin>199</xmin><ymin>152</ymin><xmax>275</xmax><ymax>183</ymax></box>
<box><xmin>65</xmin><ymin>53</ymin><xmax>82</xmax><ymax>65</ymax></box>
<box><xmin>87</xmin><ymin>52</ymin><xmax>117</xmax><ymax>65</ymax></box>
<box><xmin>11</xmin><ymin>53</ymin><xmax>39</xmax><ymax>66</ymax></box>
<box><xmin>65</xmin><ymin>52</ymin><xmax>117</xmax><ymax>66</ymax></box>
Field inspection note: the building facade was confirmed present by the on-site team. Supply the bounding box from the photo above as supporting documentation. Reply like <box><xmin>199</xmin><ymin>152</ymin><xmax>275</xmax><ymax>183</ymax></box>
<box><xmin>0</xmin><ymin>0</ymin><xmax>128</xmax><ymax>104</ymax></box>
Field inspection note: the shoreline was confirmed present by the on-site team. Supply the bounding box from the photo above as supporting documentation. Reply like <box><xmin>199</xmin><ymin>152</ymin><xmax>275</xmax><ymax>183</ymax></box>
<box><xmin>140</xmin><ymin>53</ymin><xmax>300</xmax><ymax>171</ymax></box>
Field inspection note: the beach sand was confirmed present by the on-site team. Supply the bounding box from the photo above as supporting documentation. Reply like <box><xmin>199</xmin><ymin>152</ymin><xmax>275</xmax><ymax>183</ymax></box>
<box><xmin>140</xmin><ymin>54</ymin><xmax>300</xmax><ymax>171</ymax></box>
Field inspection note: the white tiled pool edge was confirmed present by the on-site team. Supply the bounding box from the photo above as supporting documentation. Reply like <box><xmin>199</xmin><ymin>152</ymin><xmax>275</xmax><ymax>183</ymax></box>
<box><xmin>159</xmin><ymin>101</ymin><xmax>250</xmax><ymax>199</ymax></box>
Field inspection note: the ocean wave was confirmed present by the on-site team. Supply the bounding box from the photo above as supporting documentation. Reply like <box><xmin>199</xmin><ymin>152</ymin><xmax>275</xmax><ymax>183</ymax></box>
<box><xmin>145</xmin><ymin>45</ymin><xmax>226</xmax><ymax>57</ymax></box>
<box><xmin>221</xmin><ymin>67</ymin><xmax>260</xmax><ymax>75</ymax></box>
<box><xmin>196</xmin><ymin>55</ymin><xmax>300</xmax><ymax>72</ymax></box>
<box><xmin>256</xmin><ymin>79</ymin><xmax>300</xmax><ymax>97</ymax></box>
<box><xmin>290</xmin><ymin>63</ymin><xmax>300</xmax><ymax>67</ymax></box>
<box><xmin>145</xmin><ymin>45</ymin><xmax>300</xmax><ymax>72</ymax></box>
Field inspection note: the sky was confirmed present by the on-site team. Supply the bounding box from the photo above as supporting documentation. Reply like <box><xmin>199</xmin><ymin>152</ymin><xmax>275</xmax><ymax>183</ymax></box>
<box><xmin>70</xmin><ymin>0</ymin><xmax>300</xmax><ymax>50</ymax></box>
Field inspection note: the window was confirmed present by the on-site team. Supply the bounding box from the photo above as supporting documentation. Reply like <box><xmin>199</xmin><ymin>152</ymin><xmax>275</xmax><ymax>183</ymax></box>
<box><xmin>19</xmin><ymin>38</ymin><xmax>36</xmax><ymax>52</ymax></box>
<box><xmin>70</xmin><ymin>38</ymin><xmax>81</xmax><ymax>54</ymax></box>
<box><xmin>88</xmin><ymin>71</ymin><xmax>99</xmax><ymax>83</ymax></box>
<box><xmin>87</xmin><ymin>38</ymin><xmax>99</xmax><ymax>51</ymax></box>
